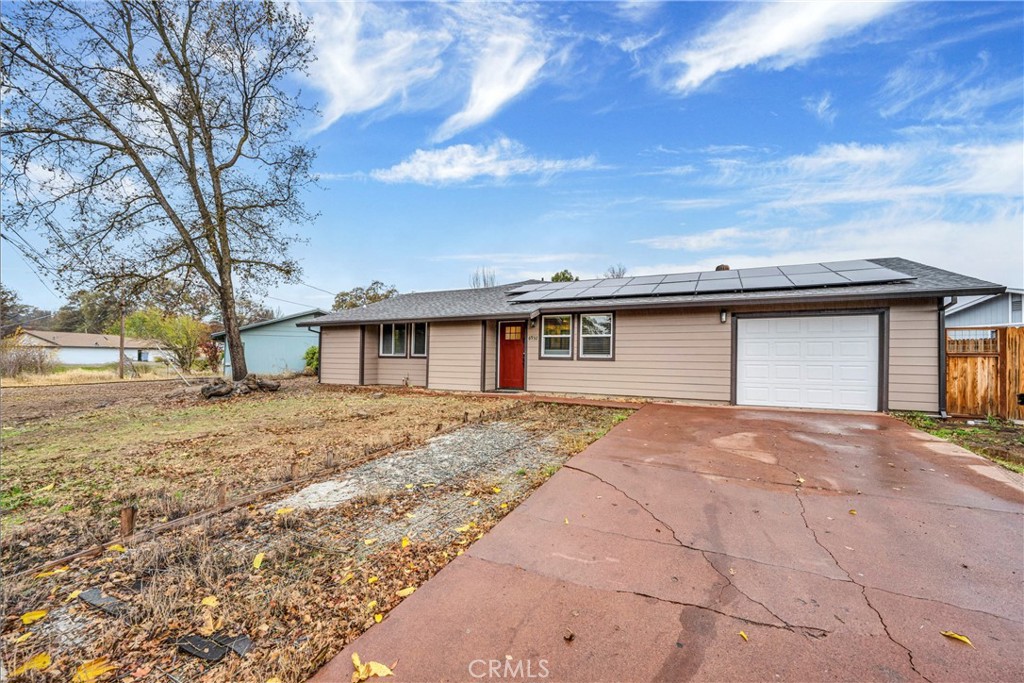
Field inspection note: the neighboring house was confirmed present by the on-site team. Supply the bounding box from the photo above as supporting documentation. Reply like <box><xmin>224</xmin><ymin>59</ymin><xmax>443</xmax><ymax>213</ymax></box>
<box><xmin>212</xmin><ymin>309</ymin><xmax>325</xmax><ymax>377</ymax></box>
<box><xmin>945</xmin><ymin>288</ymin><xmax>1022</xmax><ymax>327</ymax></box>
<box><xmin>300</xmin><ymin>257</ymin><xmax>1004</xmax><ymax>414</ymax></box>
<box><xmin>15</xmin><ymin>330</ymin><xmax>162</xmax><ymax>365</ymax></box>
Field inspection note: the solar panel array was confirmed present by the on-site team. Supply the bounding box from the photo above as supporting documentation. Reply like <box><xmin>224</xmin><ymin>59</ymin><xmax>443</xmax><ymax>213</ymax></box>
<box><xmin>507</xmin><ymin>260</ymin><xmax>915</xmax><ymax>303</ymax></box>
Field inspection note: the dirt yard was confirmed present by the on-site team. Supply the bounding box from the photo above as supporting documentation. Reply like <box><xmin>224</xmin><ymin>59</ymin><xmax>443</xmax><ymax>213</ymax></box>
<box><xmin>0</xmin><ymin>378</ymin><xmax>630</xmax><ymax>682</ymax></box>
<box><xmin>893</xmin><ymin>411</ymin><xmax>1024</xmax><ymax>472</ymax></box>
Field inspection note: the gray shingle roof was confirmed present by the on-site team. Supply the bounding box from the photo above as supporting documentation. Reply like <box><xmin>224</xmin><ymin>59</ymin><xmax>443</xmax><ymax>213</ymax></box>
<box><xmin>303</xmin><ymin>258</ymin><xmax>1005</xmax><ymax>327</ymax></box>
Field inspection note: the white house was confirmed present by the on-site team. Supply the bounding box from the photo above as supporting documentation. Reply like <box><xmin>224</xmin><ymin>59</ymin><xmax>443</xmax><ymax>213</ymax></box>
<box><xmin>16</xmin><ymin>330</ymin><xmax>163</xmax><ymax>365</ymax></box>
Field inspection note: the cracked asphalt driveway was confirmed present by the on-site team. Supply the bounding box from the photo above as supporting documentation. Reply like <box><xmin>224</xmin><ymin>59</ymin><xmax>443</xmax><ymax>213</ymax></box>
<box><xmin>311</xmin><ymin>404</ymin><xmax>1024</xmax><ymax>682</ymax></box>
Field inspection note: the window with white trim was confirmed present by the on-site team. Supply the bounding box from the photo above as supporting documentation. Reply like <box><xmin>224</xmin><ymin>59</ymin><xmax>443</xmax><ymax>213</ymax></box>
<box><xmin>579</xmin><ymin>313</ymin><xmax>613</xmax><ymax>358</ymax></box>
<box><xmin>412</xmin><ymin>322</ymin><xmax>428</xmax><ymax>357</ymax></box>
<box><xmin>380</xmin><ymin>323</ymin><xmax>407</xmax><ymax>357</ymax></box>
<box><xmin>541</xmin><ymin>315</ymin><xmax>572</xmax><ymax>358</ymax></box>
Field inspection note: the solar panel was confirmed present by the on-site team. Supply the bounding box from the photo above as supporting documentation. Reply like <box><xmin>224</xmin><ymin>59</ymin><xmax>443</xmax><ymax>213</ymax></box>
<box><xmin>787</xmin><ymin>272</ymin><xmax>849</xmax><ymax>286</ymax></box>
<box><xmin>696</xmin><ymin>279</ymin><xmax>743</xmax><ymax>293</ymax></box>
<box><xmin>615</xmin><ymin>284</ymin><xmax>658</xmax><ymax>296</ymax></box>
<box><xmin>506</xmin><ymin>260</ymin><xmax>915</xmax><ymax>304</ymax></box>
<box><xmin>653</xmin><ymin>281</ymin><xmax>697</xmax><ymax>295</ymax></box>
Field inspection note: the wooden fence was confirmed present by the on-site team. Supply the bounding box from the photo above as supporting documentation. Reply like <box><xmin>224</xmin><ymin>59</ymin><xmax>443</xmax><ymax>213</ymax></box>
<box><xmin>946</xmin><ymin>325</ymin><xmax>1023</xmax><ymax>420</ymax></box>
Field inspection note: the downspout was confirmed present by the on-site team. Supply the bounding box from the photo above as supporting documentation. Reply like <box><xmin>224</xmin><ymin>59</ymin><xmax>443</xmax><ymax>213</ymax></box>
<box><xmin>316</xmin><ymin>328</ymin><xmax>322</xmax><ymax>384</ymax></box>
<box><xmin>938</xmin><ymin>296</ymin><xmax>957</xmax><ymax>418</ymax></box>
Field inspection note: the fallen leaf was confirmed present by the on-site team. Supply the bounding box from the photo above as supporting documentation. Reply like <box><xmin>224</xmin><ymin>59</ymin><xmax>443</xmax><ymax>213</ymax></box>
<box><xmin>367</xmin><ymin>600</ymin><xmax>378</xmax><ymax>610</ymax></box>
<box><xmin>470</xmin><ymin>500</ymin><xmax>480</xmax><ymax>506</ymax></box>
<box><xmin>738</xmin><ymin>631</ymin><xmax>748</xmax><ymax>642</ymax></box>
<box><xmin>37</xmin><ymin>483</ymin><xmax>55</xmax><ymax>492</ymax></box>
<box><xmin>266</xmin><ymin>678</ymin><xmax>283</xmax><ymax>683</ymax></box>
<box><xmin>20</xmin><ymin>610</ymin><xmax>47</xmax><ymax>625</ymax></box>
<box><xmin>351</xmin><ymin>652</ymin><xmax>393</xmax><ymax>682</ymax></box>
<box><xmin>14</xmin><ymin>632</ymin><xmax>33</xmax><ymax>643</ymax></box>
<box><xmin>455</xmin><ymin>524</ymin><xmax>471</xmax><ymax>533</ymax></box>
<box><xmin>12</xmin><ymin>652</ymin><xmax>51</xmax><ymax>676</ymax></box>
<box><xmin>500</xmin><ymin>503</ymin><xmax>508</xmax><ymax>509</ymax></box>
<box><xmin>374</xmin><ymin>614</ymin><xmax>383</xmax><ymax>623</ymax></box>
<box><xmin>340</xmin><ymin>572</ymin><xmax>355</xmax><ymax>585</ymax></box>
<box><xmin>404</xmin><ymin>513</ymin><xmax>415</xmax><ymax>519</ymax></box>
<box><xmin>728</xmin><ymin>568</ymin><xmax>736</xmax><ymax>576</ymax></box>
<box><xmin>35</xmin><ymin>566</ymin><xmax>69</xmax><ymax>578</ymax></box>
<box><xmin>66</xmin><ymin>589</ymin><xmax>82</xmax><ymax>602</ymax></box>
<box><xmin>564</xmin><ymin>518</ymin><xmax>569</xmax><ymax>525</ymax></box>
<box><xmin>940</xmin><ymin>630</ymin><xmax>975</xmax><ymax>648</ymax></box>
<box><xmin>198</xmin><ymin>611</ymin><xmax>216</xmax><ymax>637</ymax></box>
<box><xmin>367</xmin><ymin>576</ymin><xmax>379</xmax><ymax>584</ymax></box>
<box><xmin>492</xmin><ymin>487</ymin><xmax>502</xmax><ymax>494</ymax></box>
<box><xmin>405</xmin><ymin>484</ymin><xmax>414</xmax><ymax>489</ymax></box>
<box><xmin>796</xmin><ymin>477</ymin><xmax>805</xmax><ymax>484</ymax></box>
<box><xmin>396</xmin><ymin>587</ymin><xmax>416</xmax><ymax>597</ymax></box>
<box><xmin>364</xmin><ymin>539</ymin><xmax>378</xmax><ymax>546</ymax></box>
<box><xmin>201</xmin><ymin>596</ymin><xmax>219</xmax><ymax>608</ymax></box>
<box><xmin>275</xmin><ymin>507</ymin><xmax>294</xmax><ymax>516</ymax></box>
<box><xmin>72</xmin><ymin>657</ymin><xmax>117</xmax><ymax>682</ymax></box>
<box><xmin>106</xmin><ymin>543</ymin><xmax>126</xmax><ymax>552</ymax></box>
<box><xmin>253</xmin><ymin>553</ymin><xmax>265</xmax><ymax>569</ymax></box>
<box><xmin>401</xmin><ymin>537</ymin><xmax>410</xmax><ymax>548</ymax></box>
<box><xmin>848</xmin><ymin>510</ymin><xmax>857</xmax><ymax>516</ymax></box>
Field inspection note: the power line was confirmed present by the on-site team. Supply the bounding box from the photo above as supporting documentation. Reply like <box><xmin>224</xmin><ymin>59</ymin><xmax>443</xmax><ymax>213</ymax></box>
<box><xmin>264</xmin><ymin>294</ymin><xmax>315</xmax><ymax>308</ymax></box>
<box><xmin>295</xmin><ymin>279</ymin><xmax>335</xmax><ymax>296</ymax></box>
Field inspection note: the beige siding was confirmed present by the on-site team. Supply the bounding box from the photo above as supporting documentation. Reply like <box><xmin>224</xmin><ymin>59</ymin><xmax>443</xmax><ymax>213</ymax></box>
<box><xmin>483</xmin><ymin>321</ymin><xmax>497</xmax><ymax>391</ymax></box>
<box><xmin>527</xmin><ymin>308</ymin><xmax>731</xmax><ymax>401</ymax></box>
<box><xmin>363</xmin><ymin>326</ymin><xmax>378</xmax><ymax>384</ymax></box>
<box><xmin>888</xmin><ymin>300</ymin><xmax>939</xmax><ymax>412</ymax></box>
<box><xmin>359</xmin><ymin>324</ymin><xmax>426</xmax><ymax>386</ymax></box>
<box><xmin>428</xmin><ymin>321</ymin><xmax>483</xmax><ymax>391</ymax></box>
<box><xmin>319</xmin><ymin>327</ymin><xmax>360</xmax><ymax>385</ymax></box>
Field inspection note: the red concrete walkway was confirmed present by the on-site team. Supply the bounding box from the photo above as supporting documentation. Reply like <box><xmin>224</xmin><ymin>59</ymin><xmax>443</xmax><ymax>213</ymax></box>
<box><xmin>311</xmin><ymin>404</ymin><xmax>1024</xmax><ymax>682</ymax></box>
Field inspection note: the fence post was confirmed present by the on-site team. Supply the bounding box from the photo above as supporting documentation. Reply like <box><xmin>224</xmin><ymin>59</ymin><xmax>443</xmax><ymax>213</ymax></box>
<box><xmin>120</xmin><ymin>506</ymin><xmax>137</xmax><ymax>538</ymax></box>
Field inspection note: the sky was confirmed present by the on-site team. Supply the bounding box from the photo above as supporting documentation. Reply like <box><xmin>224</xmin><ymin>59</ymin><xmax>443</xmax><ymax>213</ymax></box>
<box><xmin>2</xmin><ymin>1</ymin><xmax>1022</xmax><ymax>314</ymax></box>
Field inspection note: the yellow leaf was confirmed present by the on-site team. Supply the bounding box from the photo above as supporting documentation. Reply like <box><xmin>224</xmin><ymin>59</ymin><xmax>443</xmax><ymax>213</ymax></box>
<box><xmin>401</xmin><ymin>537</ymin><xmax>411</xmax><ymax>548</ymax></box>
<box><xmin>340</xmin><ymin>572</ymin><xmax>355</xmax><ymax>585</ymax></box>
<box><xmin>66</xmin><ymin>589</ymin><xmax>82</xmax><ymax>602</ymax></box>
<box><xmin>404</xmin><ymin>513</ymin><xmax>415</xmax><ymax>519</ymax></box>
<box><xmin>106</xmin><ymin>543</ymin><xmax>126</xmax><ymax>552</ymax></box>
<box><xmin>14</xmin><ymin>632</ymin><xmax>33</xmax><ymax>644</ymax></box>
<box><xmin>72</xmin><ymin>657</ymin><xmax>116</xmax><ymax>682</ymax></box>
<box><xmin>35</xmin><ymin>566</ymin><xmax>69</xmax><ymax>578</ymax></box>
<box><xmin>374</xmin><ymin>613</ymin><xmax>383</xmax><ymax>623</ymax></box>
<box><xmin>492</xmin><ymin>487</ymin><xmax>502</xmax><ymax>494</ymax></box>
<box><xmin>367</xmin><ymin>576</ymin><xmax>379</xmax><ymax>584</ymax></box>
<box><xmin>12</xmin><ymin>652</ymin><xmax>51</xmax><ymax>676</ymax></box>
<box><xmin>796</xmin><ymin>477</ymin><xmax>805</xmax><ymax>484</ymax></box>
<box><xmin>456</xmin><ymin>549</ymin><xmax>464</xmax><ymax>556</ymax></box>
<box><xmin>405</xmin><ymin>484</ymin><xmax>414</xmax><ymax>489</ymax></box>
<box><xmin>364</xmin><ymin>538</ymin><xmax>377</xmax><ymax>546</ymax></box>
<box><xmin>397</xmin><ymin>586</ymin><xmax>416</xmax><ymax>597</ymax></box>
<box><xmin>201</xmin><ymin>596</ymin><xmax>219</xmax><ymax>608</ymax></box>
<box><xmin>500</xmin><ymin>503</ymin><xmax>508</xmax><ymax>509</ymax></box>
<box><xmin>738</xmin><ymin>631</ymin><xmax>748</xmax><ymax>642</ymax></box>
<box><xmin>848</xmin><ymin>509</ymin><xmax>857</xmax><ymax>516</ymax></box>
<box><xmin>253</xmin><ymin>553</ymin><xmax>265</xmax><ymax>569</ymax></box>
<box><xmin>455</xmin><ymin>524</ymin><xmax>471</xmax><ymax>533</ymax></box>
<box><xmin>564</xmin><ymin>517</ymin><xmax>569</xmax><ymax>525</ymax></box>
<box><xmin>940</xmin><ymin>630</ymin><xmax>975</xmax><ymax>648</ymax></box>
<box><xmin>275</xmin><ymin>507</ymin><xmax>294</xmax><ymax>515</ymax></box>
<box><xmin>20</xmin><ymin>610</ymin><xmax>47</xmax><ymax>625</ymax></box>
<box><xmin>266</xmin><ymin>678</ymin><xmax>283</xmax><ymax>683</ymax></box>
<box><xmin>470</xmin><ymin>500</ymin><xmax>480</xmax><ymax>506</ymax></box>
<box><xmin>37</xmin><ymin>482</ymin><xmax>55</xmax><ymax>492</ymax></box>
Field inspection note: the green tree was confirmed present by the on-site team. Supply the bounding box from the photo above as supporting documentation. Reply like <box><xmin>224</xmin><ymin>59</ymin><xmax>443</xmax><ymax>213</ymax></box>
<box><xmin>124</xmin><ymin>308</ymin><xmax>208</xmax><ymax>373</ymax></box>
<box><xmin>0</xmin><ymin>284</ymin><xmax>28</xmax><ymax>337</ymax></box>
<box><xmin>53</xmin><ymin>290</ymin><xmax>122</xmax><ymax>333</ymax></box>
<box><xmin>334</xmin><ymin>281</ymin><xmax>398</xmax><ymax>311</ymax></box>
<box><xmin>1</xmin><ymin>1</ymin><xmax>317</xmax><ymax>381</ymax></box>
<box><xmin>551</xmin><ymin>269</ymin><xmax>580</xmax><ymax>282</ymax></box>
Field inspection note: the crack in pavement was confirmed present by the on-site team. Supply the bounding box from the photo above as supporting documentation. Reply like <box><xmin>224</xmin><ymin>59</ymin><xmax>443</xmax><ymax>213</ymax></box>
<box><xmin>794</xmin><ymin>488</ymin><xmax>932</xmax><ymax>683</ymax></box>
<box><xmin>562</xmin><ymin>463</ymin><xmax>830</xmax><ymax>638</ymax></box>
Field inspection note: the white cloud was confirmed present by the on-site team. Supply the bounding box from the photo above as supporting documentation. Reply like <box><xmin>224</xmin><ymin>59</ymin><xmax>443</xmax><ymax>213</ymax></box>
<box><xmin>371</xmin><ymin>138</ymin><xmax>598</xmax><ymax>185</ymax></box>
<box><xmin>633</xmin><ymin>227</ymin><xmax>792</xmax><ymax>251</ymax></box>
<box><xmin>432</xmin><ymin>6</ymin><xmax>550</xmax><ymax>142</ymax></box>
<box><xmin>658</xmin><ymin>198</ymin><xmax>731</xmax><ymax>210</ymax></box>
<box><xmin>667</xmin><ymin>2</ymin><xmax>897</xmax><ymax>93</ymax></box>
<box><xmin>803</xmin><ymin>91</ymin><xmax>836</xmax><ymax>124</ymax></box>
<box><xmin>305</xmin><ymin>3</ymin><xmax>452</xmax><ymax>132</ymax></box>
<box><xmin>615</xmin><ymin>1</ymin><xmax>663</xmax><ymax>24</ymax></box>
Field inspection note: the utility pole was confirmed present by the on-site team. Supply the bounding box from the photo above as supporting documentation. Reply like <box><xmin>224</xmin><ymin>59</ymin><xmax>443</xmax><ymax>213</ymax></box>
<box><xmin>118</xmin><ymin>295</ymin><xmax>126</xmax><ymax>380</ymax></box>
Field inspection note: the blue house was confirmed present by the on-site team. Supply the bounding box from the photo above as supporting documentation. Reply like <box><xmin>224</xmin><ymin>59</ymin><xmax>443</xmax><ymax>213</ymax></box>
<box><xmin>212</xmin><ymin>309</ymin><xmax>325</xmax><ymax>377</ymax></box>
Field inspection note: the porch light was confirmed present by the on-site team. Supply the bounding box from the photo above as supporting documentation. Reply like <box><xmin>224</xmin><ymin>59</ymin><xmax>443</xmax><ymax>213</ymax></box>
<box><xmin>720</xmin><ymin>309</ymin><xmax>728</xmax><ymax>324</ymax></box>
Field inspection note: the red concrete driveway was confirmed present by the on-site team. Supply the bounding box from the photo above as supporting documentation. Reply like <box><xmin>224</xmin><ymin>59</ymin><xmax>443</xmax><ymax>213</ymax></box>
<box><xmin>312</xmin><ymin>404</ymin><xmax>1024</xmax><ymax>682</ymax></box>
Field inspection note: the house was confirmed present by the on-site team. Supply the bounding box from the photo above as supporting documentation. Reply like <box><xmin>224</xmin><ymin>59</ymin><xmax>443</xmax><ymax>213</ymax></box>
<box><xmin>212</xmin><ymin>309</ymin><xmax>325</xmax><ymax>377</ymax></box>
<box><xmin>302</xmin><ymin>258</ymin><xmax>1005</xmax><ymax>414</ymax></box>
<box><xmin>945</xmin><ymin>288</ymin><xmax>1022</xmax><ymax>327</ymax></box>
<box><xmin>15</xmin><ymin>330</ymin><xmax>162</xmax><ymax>365</ymax></box>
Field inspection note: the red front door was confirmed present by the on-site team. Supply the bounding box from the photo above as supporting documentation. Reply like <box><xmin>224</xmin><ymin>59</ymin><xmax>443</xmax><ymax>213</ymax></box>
<box><xmin>498</xmin><ymin>322</ymin><xmax>525</xmax><ymax>389</ymax></box>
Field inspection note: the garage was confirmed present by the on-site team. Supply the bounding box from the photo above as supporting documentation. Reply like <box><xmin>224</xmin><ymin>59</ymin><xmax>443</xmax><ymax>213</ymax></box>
<box><xmin>735</xmin><ymin>314</ymin><xmax>880</xmax><ymax>411</ymax></box>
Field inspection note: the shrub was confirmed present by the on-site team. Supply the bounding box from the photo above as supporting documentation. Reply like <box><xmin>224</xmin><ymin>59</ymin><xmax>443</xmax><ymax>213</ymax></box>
<box><xmin>304</xmin><ymin>345</ymin><xmax>319</xmax><ymax>372</ymax></box>
<box><xmin>0</xmin><ymin>330</ymin><xmax>58</xmax><ymax>377</ymax></box>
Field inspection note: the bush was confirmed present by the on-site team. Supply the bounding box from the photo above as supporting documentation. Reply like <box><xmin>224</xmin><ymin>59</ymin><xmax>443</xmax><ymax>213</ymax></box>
<box><xmin>0</xmin><ymin>331</ymin><xmax>58</xmax><ymax>377</ymax></box>
<box><xmin>304</xmin><ymin>345</ymin><xmax>319</xmax><ymax>372</ymax></box>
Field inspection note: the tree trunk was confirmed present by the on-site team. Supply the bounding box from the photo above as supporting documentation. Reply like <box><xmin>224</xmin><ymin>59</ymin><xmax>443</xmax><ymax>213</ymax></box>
<box><xmin>219</xmin><ymin>289</ymin><xmax>247</xmax><ymax>381</ymax></box>
<box><xmin>118</xmin><ymin>300</ymin><xmax>126</xmax><ymax>380</ymax></box>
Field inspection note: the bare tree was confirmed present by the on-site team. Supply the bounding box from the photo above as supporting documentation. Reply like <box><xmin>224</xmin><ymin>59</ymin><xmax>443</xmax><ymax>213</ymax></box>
<box><xmin>0</xmin><ymin>1</ymin><xmax>317</xmax><ymax>381</ymax></box>
<box><xmin>604</xmin><ymin>264</ymin><xmax>627</xmax><ymax>278</ymax></box>
<box><xmin>470</xmin><ymin>268</ymin><xmax>496</xmax><ymax>288</ymax></box>
<box><xmin>334</xmin><ymin>280</ymin><xmax>398</xmax><ymax>310</ymax></box>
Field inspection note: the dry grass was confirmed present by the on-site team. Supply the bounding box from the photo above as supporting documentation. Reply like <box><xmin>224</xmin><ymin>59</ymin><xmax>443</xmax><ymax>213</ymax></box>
<box><xmin>1</xmin><ymin>363</ymin><xmax>214</xmax><ymax>387</ymax></box>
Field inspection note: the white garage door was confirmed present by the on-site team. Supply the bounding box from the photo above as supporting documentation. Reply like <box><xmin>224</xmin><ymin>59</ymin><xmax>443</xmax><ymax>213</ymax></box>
<box><xmin>737</xmin><ymin>315</ymin><xmax>879</xmax><ymax>411</ymax></box>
